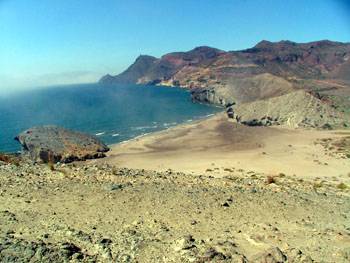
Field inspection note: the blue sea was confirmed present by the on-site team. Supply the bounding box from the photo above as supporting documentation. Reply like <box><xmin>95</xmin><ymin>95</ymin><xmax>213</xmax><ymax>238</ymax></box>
<box><xmin>0</xmin><ymin>83</ymin><xmax>221</xmax><ymax>153</ymax></box>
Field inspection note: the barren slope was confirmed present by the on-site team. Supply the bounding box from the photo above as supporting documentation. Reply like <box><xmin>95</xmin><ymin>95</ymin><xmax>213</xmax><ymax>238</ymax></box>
<box><xmin>1</xmin><ymin>160</ymin><xmax>349</xmax><ymax>262</ymax></box>
<box><xmin>234</xmin><ymin>90</ymin><xmax>348</xmax><ymax>128</ymax></box>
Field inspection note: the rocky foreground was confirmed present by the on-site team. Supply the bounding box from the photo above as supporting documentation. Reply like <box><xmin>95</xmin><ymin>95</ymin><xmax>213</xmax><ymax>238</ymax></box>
<box><xmin>0</xmin><ymin>157</ymin><xmax>349</xmax><ymax>262</ymax></box>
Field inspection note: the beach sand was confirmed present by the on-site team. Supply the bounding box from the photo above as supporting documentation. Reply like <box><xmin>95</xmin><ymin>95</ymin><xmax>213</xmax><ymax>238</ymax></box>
<box><xmin>99</xmin><ymin>113</ymin><xmax>350</xmax><ymax>182</ymax></box>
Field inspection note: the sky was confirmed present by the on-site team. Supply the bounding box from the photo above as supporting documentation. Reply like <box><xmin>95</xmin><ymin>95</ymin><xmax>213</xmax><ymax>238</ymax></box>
<box><xmin>0</xmin><ymin>0</ymin><xmax>349</xmax><ymax>91</ymax></box>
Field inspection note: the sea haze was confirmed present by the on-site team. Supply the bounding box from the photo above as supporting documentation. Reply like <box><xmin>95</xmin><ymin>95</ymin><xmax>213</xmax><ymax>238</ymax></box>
<box><xmin>0</xmin><ymin>83</ymin><xmax>221</xmax><ymax>153</ymax></box>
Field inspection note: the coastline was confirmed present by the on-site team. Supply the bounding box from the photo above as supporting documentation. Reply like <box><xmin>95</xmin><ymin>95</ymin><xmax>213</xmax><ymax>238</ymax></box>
<box><xmin>98</xmin><ymin>113</ymin><xmax>350</xmax><ymax>182</ymax></box>
<box><xmin>0</xmin><ymin>83</ymin><xmax>221</xmax><ymax>154</ymax></box>
<box><xmin>110</xmin><ymin>112</ymin><xmax>222</xmax><ymax>147</ymax></box>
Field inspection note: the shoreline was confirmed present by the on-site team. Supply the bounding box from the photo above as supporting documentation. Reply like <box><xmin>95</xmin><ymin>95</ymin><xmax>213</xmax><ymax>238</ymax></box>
<box><xmin>0</xmin><ymin>112</ymin><xmax>223</xmax><ymax>155</ymax></box>
<box><xmin>98</xmin><ymin>113</ymin><xmax>350</xmax><ymax>181</ymax></box>
<box><xmin>109</xmin><ymin>112</ymin><xmax>222</xmax><ymax>148</ymax></box>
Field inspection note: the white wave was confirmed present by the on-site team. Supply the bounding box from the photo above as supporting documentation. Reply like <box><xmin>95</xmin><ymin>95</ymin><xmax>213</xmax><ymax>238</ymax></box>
<box><xmin>112</xmin><ymin>133</ymin><xmax>120</xmax><ymax>137</ymax></box>
<box><xmin>95</xmin><ymin>132</ymin><xmax>105</xmax><ymax>136</ymax></box>
<box><xmin>132</xmin><ymin>125</ymin><xmax>158</xmax><ymax>130</ymax></box>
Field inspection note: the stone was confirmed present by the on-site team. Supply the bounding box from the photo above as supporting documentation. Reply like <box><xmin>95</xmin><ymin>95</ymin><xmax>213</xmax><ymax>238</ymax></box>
<box><xmin>285</xmin><ymin>248</ymin><xmax>314</xmax><ymax>262</ymax></box>
<box><xmin>105</xmin><ymin>184</ymin><xmax>124</xmax><ymax>191</ymax></box>
<box><xmin>173</xmin><ymin>235</ymin><xmax>196</xmax><ymax>251</ymax></box>
<box><xmin>226</xmin><ymin>107</ymin><xmax>235</xmax><ymax>119</ymax></box>
<box><xmin>15</xmin><ymin>126</ymin><xmax>109</xmax><ymax>163</ymax></box>
<box><xmin>252</xmin><ymin>247</ymin><xmax>287</xmax><ymax>262</ymax></box>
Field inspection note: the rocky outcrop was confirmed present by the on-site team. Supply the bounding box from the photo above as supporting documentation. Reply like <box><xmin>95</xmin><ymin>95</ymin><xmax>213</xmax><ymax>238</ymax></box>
<box><xmin>191</xmin><ymin>87</ymin><xmax>219</xmax><ymax>104</ymax></box>
<box><xmin>15</xmin><ymin>126</ymin><xmax>109</xmax><ymax>163</ymax></box>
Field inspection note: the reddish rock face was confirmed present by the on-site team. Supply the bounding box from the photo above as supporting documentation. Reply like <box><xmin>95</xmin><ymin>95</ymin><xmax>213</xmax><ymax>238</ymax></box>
<box><xmin>15</xmin><ymin>126</ymin><xmax>109</xmax><ymax>163</ymax></box>
<box><xmin>99</xmin><ymin>40</ymin><xmax>350</xmax><ymax>105</ymax></box>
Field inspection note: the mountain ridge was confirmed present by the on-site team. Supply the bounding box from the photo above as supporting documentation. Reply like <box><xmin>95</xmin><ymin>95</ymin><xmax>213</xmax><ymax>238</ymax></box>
<box><xmin>100</xmin><ymin>40</ymin><xmax>350</xmax><ymax>107</ymax></box>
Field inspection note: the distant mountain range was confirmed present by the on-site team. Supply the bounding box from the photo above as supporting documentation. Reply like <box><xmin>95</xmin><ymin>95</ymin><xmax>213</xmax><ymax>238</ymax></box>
<box><xmin>100</xmin><ymin>40</ymin><xmax>350</xmax><ymax>106</ymax></box>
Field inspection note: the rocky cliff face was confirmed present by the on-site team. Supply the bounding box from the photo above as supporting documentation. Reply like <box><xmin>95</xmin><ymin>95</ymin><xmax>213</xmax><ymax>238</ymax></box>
<box><xmin>100</xmin><ymin>40</ymin><xmax>350</xmax><ymax>106</ymax></box>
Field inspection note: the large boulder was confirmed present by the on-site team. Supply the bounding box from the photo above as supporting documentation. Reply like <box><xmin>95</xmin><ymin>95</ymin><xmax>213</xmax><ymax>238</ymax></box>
<box><xmin>15</xmin><ymin>126</ymin><xmax>109</xmax><ymax>163</ymax></box>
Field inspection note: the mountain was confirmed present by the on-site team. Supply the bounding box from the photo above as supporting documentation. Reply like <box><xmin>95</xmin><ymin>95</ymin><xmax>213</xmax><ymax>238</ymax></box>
<box><xmin>101</xmin><ymin>46</ymin><xmax>225</xmax><ymax>85</ymax></box>
<box><xmin>99</xmin><ymin>40</ymin><xmax>350</xmax><ymax>106</ymax></box>
<box><xmin>100</xmin><ymin>55</ymin><xmax>158</xmax><ymax>84</ymax></box>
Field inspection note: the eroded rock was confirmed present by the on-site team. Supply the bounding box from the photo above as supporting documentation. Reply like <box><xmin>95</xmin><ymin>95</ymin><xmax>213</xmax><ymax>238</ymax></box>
<box><xmin>15</xmin><ymin>126</ymin><xmax>109</xmax><ymax>163</ymax></box>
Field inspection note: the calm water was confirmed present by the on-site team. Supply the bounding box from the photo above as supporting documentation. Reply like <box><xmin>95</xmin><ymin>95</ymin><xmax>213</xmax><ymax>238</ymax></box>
<box><xmin>0</xmin><ymin>83</ymin><xmax>221</xmax><ymax>153</ymax></box>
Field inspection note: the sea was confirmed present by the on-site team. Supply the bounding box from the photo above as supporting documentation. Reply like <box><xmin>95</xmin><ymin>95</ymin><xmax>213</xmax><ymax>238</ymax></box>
<box><xmin>0</xmin><ymin>83</ymin><xmax>222</xmax><ymax>153</ymax></box>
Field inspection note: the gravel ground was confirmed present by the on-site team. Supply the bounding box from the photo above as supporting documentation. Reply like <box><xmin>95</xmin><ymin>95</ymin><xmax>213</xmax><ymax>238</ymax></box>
<box><xmin>0</xmin><ymin>160</ymin><xmax>349</xmax><ymax>262</ymax></box>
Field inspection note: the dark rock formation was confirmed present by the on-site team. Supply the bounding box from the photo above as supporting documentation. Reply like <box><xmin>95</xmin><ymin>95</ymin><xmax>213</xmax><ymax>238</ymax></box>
<box><xmin>190</xmin><ymin>87</ymin><xmax>217</xmax><ymax>104</ymax></box>
<box><xmin>240</xmin><ymin>117</ymin><xmax>279</xmax><ymax>127</ymax></box>
<box><xmin>15</xmin><ymin>126</ymin><xmax>109</xmax><ymax>163</ymax></box>
<box><xmin>226</xmin><ymin>107</ymin><xmax>234</xmax><ymax>119</ymax></box>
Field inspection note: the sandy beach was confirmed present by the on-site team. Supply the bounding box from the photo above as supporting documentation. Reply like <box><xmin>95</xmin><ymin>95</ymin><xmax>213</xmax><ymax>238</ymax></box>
<box><xmin>98</xmin><ymin>113</ymin><xmax>350</xmax><ymax>183</ymax></box>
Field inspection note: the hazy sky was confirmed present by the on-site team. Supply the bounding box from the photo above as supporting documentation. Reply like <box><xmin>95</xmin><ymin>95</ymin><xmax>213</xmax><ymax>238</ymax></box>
<box><xmin>0</xmin><ymin>0</ymin><xmax>349</xmax><ymax>91</ymax></box>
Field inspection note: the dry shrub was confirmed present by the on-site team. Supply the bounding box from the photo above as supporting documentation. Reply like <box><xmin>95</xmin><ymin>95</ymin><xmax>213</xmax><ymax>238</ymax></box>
<box><xmin>48</xmin><ymin>161</ymin><xmax>55</xmax><ymax>171</ymax></box>
<box><xmin>0</xmin><ymin>153</ymin><xmax>12</xmax><ymax>163</ymax></box>
<box><xmin>0</xmin><ymin>153</ymin><xmax>20</xmax><ymax>166</ymax></box>
<box><xmin>313</xmin><ymin>181</ymin><xmax>323</xmax><ymax>189</ymax></box>
<box><xmin>266</xmin><ymin>175</ymin><xmax>277</xmax><ymax>184</ymax></box>
<box><xmin>47</xmin><ymin>151</ymin><xmax>55</xmax><ymax>171</ymax></box>
<box><xmin>337</xmin><ymin>182</ymin><xmax>348</xmax><ymax>190</ymax></box>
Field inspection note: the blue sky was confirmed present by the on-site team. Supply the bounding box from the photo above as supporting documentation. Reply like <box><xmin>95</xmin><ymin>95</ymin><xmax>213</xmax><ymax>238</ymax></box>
<box><xmin>0</xmin><ymin>0</ymin><xmax>349</xmax><ymax>90</ymax></box>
